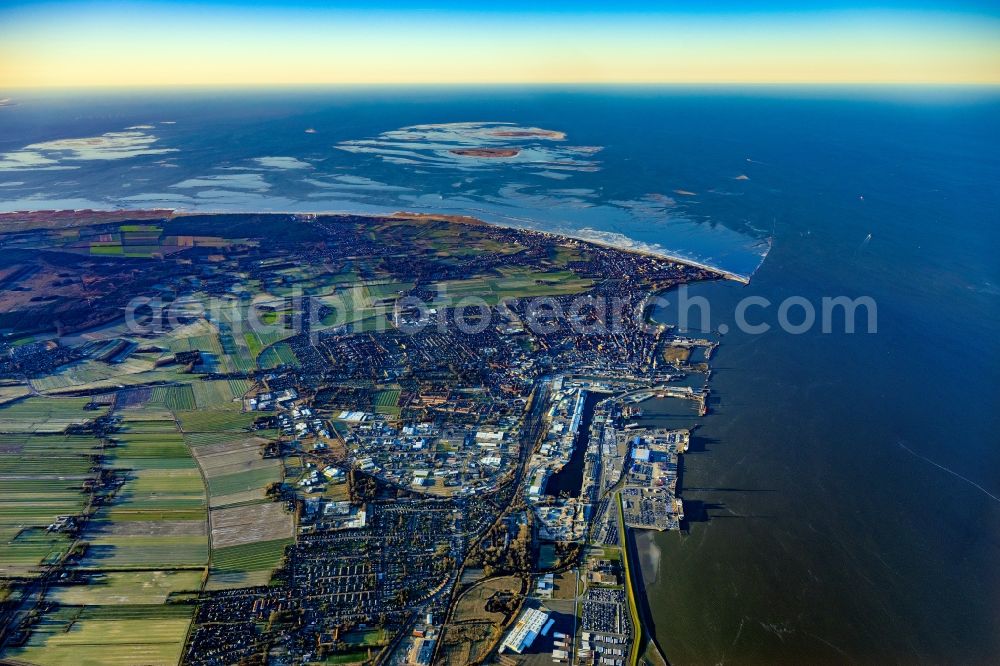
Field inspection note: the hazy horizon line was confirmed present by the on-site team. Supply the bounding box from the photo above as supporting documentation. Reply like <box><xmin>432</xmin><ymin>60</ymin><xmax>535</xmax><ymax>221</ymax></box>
<box><xmin>5</xmin><ymin>81</ymin><xmax>1000</xmax><ymax>93</ymax></box>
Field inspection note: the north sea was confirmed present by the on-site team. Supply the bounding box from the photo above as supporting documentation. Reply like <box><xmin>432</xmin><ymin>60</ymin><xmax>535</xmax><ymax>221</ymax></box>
<box><xmin>1</xmin><ymin>86</ymin><xmax>997</xmax><ymax>664</ymax></box>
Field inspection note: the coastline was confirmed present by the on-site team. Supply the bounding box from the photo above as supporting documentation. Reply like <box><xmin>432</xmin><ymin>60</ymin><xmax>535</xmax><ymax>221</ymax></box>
<box><xmin>385</xmin><ymin>210</ymin><xmax>756</xmax><ymax>283</ymax></box>
<box><xmin>0</xmin><ymin>207</ymin><xmax>764</xmax><ymax>284</ymax></box>
<box><xmin>618</xmin><ymin>493</ymin><xmax>670</xmax><ymax>666</ymax></box>
<box><xmin>617</xmin><ymin>493</ymin><xmax>644</xmax><ymax>666</ymax></box>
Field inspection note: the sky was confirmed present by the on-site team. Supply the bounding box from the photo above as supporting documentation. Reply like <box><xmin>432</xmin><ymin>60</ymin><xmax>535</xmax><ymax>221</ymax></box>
<box><xmin>1</xmin><ymin>1</ymin><xmax>998</xmax><ymax>87</ymax></box>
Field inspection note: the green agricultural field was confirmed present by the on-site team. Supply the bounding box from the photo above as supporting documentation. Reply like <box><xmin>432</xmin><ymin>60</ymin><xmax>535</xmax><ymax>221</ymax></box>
<box><xmin>256</xmin><ymin>326</ymin><xmax>295</xmax><ymax>347</ymax></box>
<box><xmin>244</xmin><ymin>331</ymin><xmax>265</xmax><ymax>359</ymax></box>
<box><xmin>79</xmin><ymin>533</ymin><xmax>208</xmax><ymax>569</ymax></box>
<box><xmin>211</xmin><ymin>536</ymin><xmax>291</xmax><ymax>574</ymax></box>
<box><xmin>207</xmin><ymin>466</ymin><xmax>282</xmax><ymax>497</ymax></box>
<box><xmin>26</xmin><ymin>359</ymin><xmax>119</xmax><ymax>391</ymax></box>
<box><xmin>117</xmin><ymin>407</ymin><xmax>180</xmax><ymax>431</ymax></box>
<box><xmin>101</xmin><ymin>507</ymin><xmax>207</xmax><ymax>522</ymax></box>
<box><xmin>218</xmin><ymin>329</ymin><xmax>256</xmax><ymax>373</ymax></box>
<box><xmin>258</xmin><ymin>341</ymin><xmax>299</xmax><ymax>369</ymax></box>
<box><xmin>0</xmin><ymin>453</ymin><xmax>92</xmax><ymax>476</ymax></box>
<box><xmin>2</xmin><ymin>605</ymin><xmax>194</xmax><ymax>666</ymax></box>
<box><xmin>228</xmin><ymin>378</ymin><xmax>251</xmax><ymax>397</ymax></box>
<box><xmin>183</xmin><ymin>431</ymin><xmax>250</xmax><ymax>448</ymax></box>
<box><xmin>30</xmin><ymin>357</ymin><xmax>192</xmax><ymax>394</ymax></box>
<box><xmin>435</xmin><ymin>267</ymin><xmax>592</xmax><ymax>305</ymax></box>
<box><xmin>0</xmin><ymin>529</ymin><xmax>72</xmax><ymax>575</ymax></box>
<box><xmin>373</xmin><ymin>388</ymin><xmax>401</xmax><ymax>416</ymax></box>
<box><xmin>176</xmin><ymin>409</ymin><xmax>257</xmax><ymax>433</ymax></box>
<box><xmin>243</xmin><ymin>329</ymin><xmax>296</xmax><ymax>367</ymax></box>
<box><xmin>0</xmin><ymin>381</ymin><xmax>30</xmax><ymax>405</ymax></box>
<box><xmin>79</xmin><ymin>407</ymin><xmax>209</xmax><ymax>570</ymax></box>
<box><xmin>89</xmin><ymin>243</ymin><xmax>124</xmax><ymax>255</ymax></box>
<box><xmin>427</xmin><ymin>234</ymin><xmax>518</xmax><ymax>257</ymax></box>
<box><xmin>246</xmin><ymin>330</ymin><xmax>298</xmax><ymax>369</ymax></box>
<box><xmin>0</xmin><ymin>430</ymin><xmax>104</xmax><ymax>575</ymax></box>
<box><xmin>316</xmin><ymin>281</ymin><xmax>399</xmax><ymax>330</ymax></box>
<box><xmin>350</xmin><ymin>314</ymin><xmax>392</xmax><ymax>333</ymax></box>
<box><xmin>364</xmin><ymin>280</ymin><xmax>414</xmax><ymax>301</ymax></box>
<box><xmin>191</xmin><ymin>380</ymin><xmax>241</xmax><ymax>409</ymax></box>
<box><xmin>550</xmin><ymin>244</ymin><xmax>588</xmax><ymax>265</ymax></box>
<box><xmin>119</xmin><ymin>224</ymin><xmax>162</xmax><ymax>233</ymax></box>
<box><xmin>0</xmin><ymin>433</ymin><xmax>104</xmax><ymax>458</ymax></box>
<box><xmin>259</xmin><ymin>308</ymin><xmax>288</xmax><ymax>325</ymax></box>
<box><xmin>167</xmin><ymin>324</ymin><xmax>224</xmax><ymax>356</ymax></box>
<box><xmin>0</xmin><ymin>396</ymin><xmax>104</xmax><ymax>433</ymax></box>
<box><xmin>0</xmin><ymin>433</ymin><xmax>99</xmax><ymax>476</ymax></box>
<box><xmin>0</xmin><ymin>404</ymin><xmax>208</xmax><ymax>659</ymax></box>
<box><xmin>51</xmin><ymin>570</ymin><xmax>204</xmax><ymax>606</ymax></box>
<box><xmin>150</xmin><ymin>384</ymin><xmax>196</xmax><ymax>411</ymax></box>
<box><xmin>207</xmin><ymin>536</ymin><xmax>292</xmax><ymax>589</ymax></box>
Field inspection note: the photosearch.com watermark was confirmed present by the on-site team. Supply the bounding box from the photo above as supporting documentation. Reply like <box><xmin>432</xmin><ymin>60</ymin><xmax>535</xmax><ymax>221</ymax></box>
<box><xmin>124</xmin><ymin>284</ymin><xmax>878</xmax><ymax>340</ymax></box>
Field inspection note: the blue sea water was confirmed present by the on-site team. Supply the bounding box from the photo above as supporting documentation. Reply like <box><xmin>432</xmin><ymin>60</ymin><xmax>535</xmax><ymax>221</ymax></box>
<box><xmin>0</xmin><ymin>87</ymin><xmax>772</xmax><ymax>278</ymax></box>
<box><xmin>1</xmin><ymin>86</ymin><xmax>998</xmax><ymax>663</ymax></box>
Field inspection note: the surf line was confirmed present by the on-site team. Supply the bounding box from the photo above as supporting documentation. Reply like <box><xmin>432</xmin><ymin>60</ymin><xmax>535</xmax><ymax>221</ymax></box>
<box><xmin>898</xmin><ymin>441</ymin><xmax>1000</xmax><ymax>504</ymax></box>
